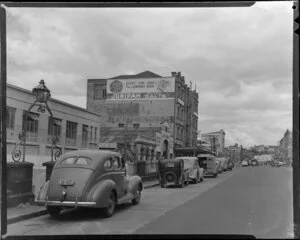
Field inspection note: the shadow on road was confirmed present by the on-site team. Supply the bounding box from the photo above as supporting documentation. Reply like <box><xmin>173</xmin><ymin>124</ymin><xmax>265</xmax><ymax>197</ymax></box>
<box><xmin>47</xmin><ymin>203</ymin><xmax>136</xmax><ymax>222</ymax></box>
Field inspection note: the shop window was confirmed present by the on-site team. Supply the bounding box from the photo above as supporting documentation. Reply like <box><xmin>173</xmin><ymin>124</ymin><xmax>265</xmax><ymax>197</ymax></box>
<box><xmin>6</xmin><ymin>106</ymin><xmax>16</xmax><ymax>129</ymax></box>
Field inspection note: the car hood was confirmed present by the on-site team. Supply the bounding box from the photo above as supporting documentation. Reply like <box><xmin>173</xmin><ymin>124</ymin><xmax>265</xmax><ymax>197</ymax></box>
<box><xmin>47</xmin><ymin>167</ymin><xmax>94</xmax><ymax>201</ymax></box>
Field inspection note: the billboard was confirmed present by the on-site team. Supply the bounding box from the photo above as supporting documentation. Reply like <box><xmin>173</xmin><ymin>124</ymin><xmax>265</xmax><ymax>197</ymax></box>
<box><xmin>106</xmin><ymin>77</ymin><xmax>175</xmax><ymax>100</ymax></box>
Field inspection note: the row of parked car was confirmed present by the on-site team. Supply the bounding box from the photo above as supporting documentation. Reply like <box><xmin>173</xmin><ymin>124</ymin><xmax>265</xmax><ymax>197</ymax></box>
<box><xmin>35</xmin><ymin>150</ymin><xmax>234</xmax><ymax>218</ymax></box>
<box><xmin>158</xmin><ymin>155</ymin><xmax>234</xmax><ymax>188</ymax></box>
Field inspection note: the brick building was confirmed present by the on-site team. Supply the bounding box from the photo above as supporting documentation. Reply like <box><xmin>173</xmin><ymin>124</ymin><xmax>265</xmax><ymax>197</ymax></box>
<box><xmin>86</xmin><ymin>71</ymin><xmax>199</xmax><ymax>163</ymax></box>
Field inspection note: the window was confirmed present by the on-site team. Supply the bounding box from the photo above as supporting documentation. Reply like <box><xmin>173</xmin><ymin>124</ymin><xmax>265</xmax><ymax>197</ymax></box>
<box><xmin>119</xmin><ymin>123</ymin><xmax>125</xmax><ymax>128</ymax></box>
<box><xmin>94</xmin><ymin>84</ymin><xmax>106</xmax><ymax>100</ymax></box>
<box><xmin>6</xmin><ymin>106</ymin><xmax>16</xmax><ymax>129</ymax></box>
<box><xmin>48</xmin><ymin>117</ymin><xmax>62</xmax><ymax>144</ymax></box>
<box><xmin>60</xmin><ymin>156</ymin><xmax>91</xmax><ymax>165</ymax></box>
<box><xmin>61</xmin><ymin>157</ymin><xmax>76</xmax><ymax>165</ymax></box>
<box><xmin>82</xmin><ymin>125</ymin><xmax>89</xmax><ymax>147</ymax></box>
<box><xmin>90</xmin><ymin>126</ymin><xmax>93</xmax><ymax>141</ymax></box>
<box><xmin>133</xmin><ymin>123</ymin><xmax>140</xmax><ymax>129</ymax></box>
<box><xmin>66</xmin><ymin>121</ymin><xmax>77</xmax><ymax>146</ymax></box>
<box><xmin>76</xmin><ymin>157</ymin><xmax>91</xmax><ymax>165</ymax></box>
<box><xmin>112</xmin><ymin>156</ymin><xmax>121</xmax><ymax>169</ymax></box>
<box><xmin>22</xmin><ymin>111</ymin><xmax>39</xmax><ymax>142</ymax></box>
<box><xmin>104</xmin><ymin>158</ymin><xmax>113</xmax><ymax>169</ymax></box>
<box><xmin>94</xmin><ymin>127</ymin><xmax>97</xmax><ymax>142</ymax></box>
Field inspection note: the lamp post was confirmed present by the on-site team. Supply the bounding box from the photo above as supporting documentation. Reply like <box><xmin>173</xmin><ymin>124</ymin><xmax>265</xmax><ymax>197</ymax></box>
<box><xmin>12</xmin><ymin>80</ymin><xmax>60</xmax><ymax>163</ymax></box>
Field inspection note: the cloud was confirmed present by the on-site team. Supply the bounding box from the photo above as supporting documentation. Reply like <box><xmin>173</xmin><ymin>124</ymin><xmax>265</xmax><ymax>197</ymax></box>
<box><xmin>6</xmin><ymin>2</ymin><xmax>293</xmax><ymax>148</ymax></box>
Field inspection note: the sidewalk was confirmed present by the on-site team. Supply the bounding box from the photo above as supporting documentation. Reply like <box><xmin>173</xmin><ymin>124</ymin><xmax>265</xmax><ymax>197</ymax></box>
<box><xmin>6</xmin><ymin>179</ymin><xmax>159</xmax><ymax>225</ymax></box>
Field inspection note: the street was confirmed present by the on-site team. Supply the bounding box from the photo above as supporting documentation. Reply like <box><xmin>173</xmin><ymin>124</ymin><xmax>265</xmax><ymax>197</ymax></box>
<box><xmin>7</xmin><ymin>166</ymin><xmax>293</xmax><ymax>238</ymax></box>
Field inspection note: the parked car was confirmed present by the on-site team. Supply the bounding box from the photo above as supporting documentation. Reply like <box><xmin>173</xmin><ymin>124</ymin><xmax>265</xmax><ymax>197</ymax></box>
<box><xmin>251</xmin><ymin>159</ymin><xmax>259</xmax><ymax>166</ymax></box>
<box><xmin>216</xmin><ymin>158</ymin><xmax>228</xmax><ymax>173</ymax></box>
<box><xmin>198</xmin><ymin>155</ymin><xmax>219</xmax><ymax>178</ymax></box>
<box><xmin>175</xmin><ymin>157</ymin><xmax>204</xmax><ymax>183</ymax></box>
<box><xmin>227</xmin><ymin>159</ymin><xmax>234</xmax><ymax>171</ymax></box>
<box><xmin>158</xmin><ymin>158</ymin><xmax>189</xmax><ymax>188</ymax></box>
<box><xmin>216</xmin><ymin>159</ymin><xmax>222</xmax><ymax>173</ymax></box>
<box><xmin>242</xmin><ymin>160</ymin><xmax>249</xmax><ymax>167</ymax></box>
<box><xmin>36</xmin><ymin>150</ymin><xmax>143</xmax><ymax>218</ymax></box>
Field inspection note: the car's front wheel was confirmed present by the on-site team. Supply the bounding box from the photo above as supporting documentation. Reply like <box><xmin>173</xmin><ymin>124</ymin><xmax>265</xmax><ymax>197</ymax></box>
<box><xmin>47</xmin><ymin>206</ymin><xmax>61</xmax><ymax>217</ymax></box>
<box><xmin>103</xmin><ymin>191</ymin><xmax>116</xmax><ymax>218</ymax></box>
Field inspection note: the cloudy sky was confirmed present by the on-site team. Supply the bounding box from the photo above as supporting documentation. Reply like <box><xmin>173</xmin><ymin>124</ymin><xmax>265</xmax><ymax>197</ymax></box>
<box><xmin>5</xmin><ymin>2</ymin><xmax>294</xmax><ymax>148</ymax></box>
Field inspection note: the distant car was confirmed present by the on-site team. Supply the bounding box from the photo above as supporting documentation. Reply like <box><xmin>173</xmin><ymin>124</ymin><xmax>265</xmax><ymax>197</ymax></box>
<box><xmin>278</xmin><ymin>161</ymin><xmax>285</xmax><ymax>167</ymax></box>
<box><xmin>227</xmin><ymin>159</ymin><xmax>234</xmax><ymax>171</ymax></box>
<box><xmin>175</xmin><ymin>157</ymin><xmax>204</xmax><ymax>183</ymax></box>
<box><xmin>36</xmin><ymin>150</ymin><xmax>143</xmax><ymax>218</ymax></box>
<box><xmin>158</xmin><ymin>158</ymin><xmax>189</xmax><ymax>188</ymax></box>
<box><xmin>251</xmin><ymin>159</ymin><xmax>259</xmax><ymax>166</ymax></box>
<box><xmin>242</xmin><ymin>160</ymin><xmax>249</xmax><ymax>167</ymax></box>
<box><xmin>198</xmin><ymin>155</ymin><xmax>219</xmax><ymax>178</ymax></box>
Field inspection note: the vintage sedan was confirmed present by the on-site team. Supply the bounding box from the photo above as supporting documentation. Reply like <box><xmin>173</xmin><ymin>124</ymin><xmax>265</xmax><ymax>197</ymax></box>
<box><xmin>198</xmin><ymin>155</ymin><xmax>219</xmax><ymax>178</ymax></box>
<box><xmin>158</xmin><ymin>158</ymin><xmax>189</xmax><ymax>188</ymax></box>
<box><xmin>36</xmin><ymin>150</ymin><xmax>143</xmax><ymax>218</ymax></box>
<box><xmin>217</xmin><ymin>158</ymin><xmax>228</xmax><ymax>173</ymax></box>
<box><xmin>175</xmin><ymin>157</ymin><xmax>204</xmax><ymax>184</ymax></box>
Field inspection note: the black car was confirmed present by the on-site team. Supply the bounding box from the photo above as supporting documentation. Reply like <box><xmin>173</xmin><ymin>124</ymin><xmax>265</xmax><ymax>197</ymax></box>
<box><xmin>251</xmin><ymin>159</ymin><xmax>259</xmax><ymax>166</ymax></box>
<box><xmin>158</xmin><ymin>158</ymin><xmax>189</xmax><ymax>188</ymax></box>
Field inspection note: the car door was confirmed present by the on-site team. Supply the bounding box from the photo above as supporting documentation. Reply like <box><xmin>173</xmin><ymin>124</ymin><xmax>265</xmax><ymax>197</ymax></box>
<box><xmin>111</xmin><ymin>155</ymin><xmax>127</xmax><ymax>197</ymax></box>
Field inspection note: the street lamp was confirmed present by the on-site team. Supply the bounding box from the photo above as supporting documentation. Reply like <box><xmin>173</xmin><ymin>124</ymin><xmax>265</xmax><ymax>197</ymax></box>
<box><xmin>12</xmin><ymin>80</ymin><xmax>61</xmax><ymax>162</ymax></box>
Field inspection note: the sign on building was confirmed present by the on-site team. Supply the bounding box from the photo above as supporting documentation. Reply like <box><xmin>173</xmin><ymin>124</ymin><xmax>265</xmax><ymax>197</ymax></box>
<box><xmin>106</xmin><ymin>78</ymin><xmax>175</xmax><ymax>100</ymax></box>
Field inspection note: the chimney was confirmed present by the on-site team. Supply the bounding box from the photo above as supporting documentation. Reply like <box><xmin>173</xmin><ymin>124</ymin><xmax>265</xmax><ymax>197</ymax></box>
<box><xmin>171</xmin><ymin>72</ymin><xmax>177</xmax><ymax>77</ymax></box>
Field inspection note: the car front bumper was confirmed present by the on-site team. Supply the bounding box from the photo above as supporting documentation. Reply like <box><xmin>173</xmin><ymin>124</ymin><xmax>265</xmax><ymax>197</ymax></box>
<box><xmin>36</xmin><ymin>200</ymin><xmax>97</xmax><ymax>207</ymax></box>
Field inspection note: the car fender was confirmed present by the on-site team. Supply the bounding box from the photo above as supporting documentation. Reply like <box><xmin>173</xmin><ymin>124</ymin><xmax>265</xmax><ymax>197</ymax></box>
<box><xmin>36</xmin><ymin>180</ymin><xmax>50</xmax><ymax>203</ymax></box>
<box><xmin>85</xmin><ymin>179</ymin><xmax>117</xmax><ymax>208</ymax></box>
<box><xmin>127</xmin><ymin>175</ymin><xmax>143</xmax><ymax>194</ymax></box>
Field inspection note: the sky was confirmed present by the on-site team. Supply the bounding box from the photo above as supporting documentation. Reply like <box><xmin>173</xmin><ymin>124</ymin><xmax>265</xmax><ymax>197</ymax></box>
<box><xmin>5</xmin><ymin>1</ymin><xmax>294</xmax><ymax>148</ymax></box>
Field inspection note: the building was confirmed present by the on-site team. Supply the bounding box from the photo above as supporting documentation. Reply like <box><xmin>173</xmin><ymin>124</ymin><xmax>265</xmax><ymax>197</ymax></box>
<box><xmin>223</xmin><ymin>143</ymin><xmax>242</xmax><ymax>164</ymax></box>
<box><xmin>6</xmin><ymin>83</ymin><xmax>101</xmax><ymax>166</ymax></box>
<box><xmin>278</xmin><ymin>129</ymin><xmax>292</xmax><ymax>165</ymax></box>
<box><xmin>200</xmin><ymin>129</ymin><xmax>225</xmax><ymax>157</ymax></box>
<box><xmin>86</xmin><ymin>71</ymin><xmax>199</xmax><ymax>163</ymax></box>
<box><xmin>253</xmin><ymin>145</ymin><xmax>267</xmax><ymax>153</ymax></box>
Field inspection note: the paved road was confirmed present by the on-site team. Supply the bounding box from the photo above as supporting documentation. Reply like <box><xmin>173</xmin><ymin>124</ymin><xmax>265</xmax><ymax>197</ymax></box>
<box><xmin>134</xmin><ymin>166</ymin><xmax>293</xmax><ymax>238</ymax></box>
<box><xmin>7</xmin><ymin>166</ymin><xmax>293</xmax><ymax>238</ymax></box>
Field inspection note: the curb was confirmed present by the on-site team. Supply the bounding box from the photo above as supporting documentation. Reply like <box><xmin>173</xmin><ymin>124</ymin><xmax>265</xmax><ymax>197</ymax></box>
<box><xmin>8</xmin><ymin>209</ymin><xmax>48</xmax><ymax>225</ymax></box>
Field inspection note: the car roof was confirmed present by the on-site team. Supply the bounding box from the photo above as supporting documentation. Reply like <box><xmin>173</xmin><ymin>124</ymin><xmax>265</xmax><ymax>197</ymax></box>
<box><xmin>57</xmin><ymin>150</ymin><xmax>121</xmax><ymax>167</ymax></box>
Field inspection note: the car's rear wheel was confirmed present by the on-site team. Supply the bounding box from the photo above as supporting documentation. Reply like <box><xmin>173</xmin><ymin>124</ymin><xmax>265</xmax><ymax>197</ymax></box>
<box><xmin>132</xmin><ymin>186</ymin><xmax>142</xmax><ymax>205</ymax></box>
<box><xmin>103</xmin><ymin>191</ymin><xmax>116</xmax><ymax>218</ymax></box>
<box><xmin>47</xmin><ymin>206</ymin><xmax>61</xmax><ymax>217</ymax></box>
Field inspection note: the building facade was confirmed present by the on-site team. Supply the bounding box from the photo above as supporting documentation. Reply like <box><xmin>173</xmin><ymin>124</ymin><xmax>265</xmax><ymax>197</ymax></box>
<box><xmin>7</xmin><ymin>84</ymin><xmax>101</xmax><ymax>165</ymax></box>
<box><xmin>86</xmin><ymin>71</ymin><xmax>199</xmax><ymax>161</ymax></box>
<box><xmin>278</xmin><ymin>129</ymin><xmax>292</xmax><ymax>165</ymax></box>
<box><xmin>223</xmin><ymin>143</ymin><xmax>242</xmax><ymax>164</ymax></box>
<box><xmin>200</xmin><ymin>129</ymin><xmax>225</xmax><ymax>157</ymax></box>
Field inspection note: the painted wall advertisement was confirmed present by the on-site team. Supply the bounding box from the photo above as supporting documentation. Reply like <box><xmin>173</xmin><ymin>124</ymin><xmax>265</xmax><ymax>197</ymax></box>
<box><xmin>106</xmin><ymin>77</ymin><xmax>175</xmax><ymax>100</ymax></box>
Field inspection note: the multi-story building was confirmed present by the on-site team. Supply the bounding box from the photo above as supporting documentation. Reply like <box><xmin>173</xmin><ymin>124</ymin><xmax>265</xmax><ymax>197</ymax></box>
<box><xmin>223</xmin><ymin>143</ymin><xmax>242</xmax><ymax>164</ymax></box>
<box><xmin>200</xmin><ymin>129</ymin><xmax>225</xmax><ymax>157</ymax></box>
<box><xmin>86</xmin><ymin>71</ymin><xmax>199</xmax><ymax>162</ymax></box>
<box><xmin>6</xmin><ymin>83</ymin><xmax>101</xmax><ymax>166</ymax></box>
<box><xmin>278</xmin><ymin>129</ymin><xmax>292</xmax><ymax>164</ymax></box>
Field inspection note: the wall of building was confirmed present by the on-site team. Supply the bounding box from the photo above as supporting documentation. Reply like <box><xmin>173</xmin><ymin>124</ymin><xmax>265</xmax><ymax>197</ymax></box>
<box><xmin>7</xmin><ymin>84</ymin><xmax>101</xmax><ymax>164</ymax></box>
<box><xmin>86</xmin><ymin>71</ymin><xmax>199</xmax><ymax>155</ymax></box>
